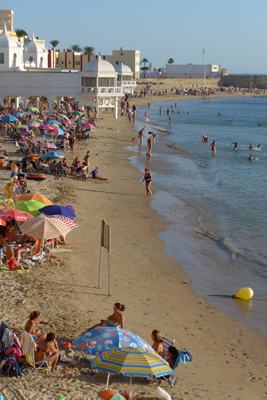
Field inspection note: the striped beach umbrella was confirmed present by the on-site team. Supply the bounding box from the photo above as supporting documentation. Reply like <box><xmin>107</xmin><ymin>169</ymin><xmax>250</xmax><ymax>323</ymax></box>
<box><xmin>20</xmin><ymin>216</ymin><xmax>71</xmax><ymax>239</ymax></box>
<box><xmin>0</xmin><ymin>217</ymin><xmax>6</xmax><ymax>226</ymax></box>
<box><xmin>48</xmin><ymin>215</ymin><xmax>77</xmax><ymax>230</ymax></box>
<box><xmin>91</xmin><ymin>347</ymin><xmax>172</xmax><ymax>378</ymax></box>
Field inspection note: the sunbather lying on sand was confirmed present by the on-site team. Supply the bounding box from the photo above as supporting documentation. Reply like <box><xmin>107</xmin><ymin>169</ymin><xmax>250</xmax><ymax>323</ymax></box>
<box><xmin>25</xmin><ymin>311</ymin><xmax>54</xmax><ymax>340</ymax></box>
<box><xmin>81</xmin><ymin>303</ymin><xmax>125</xmax><ymax>334</ymax></box>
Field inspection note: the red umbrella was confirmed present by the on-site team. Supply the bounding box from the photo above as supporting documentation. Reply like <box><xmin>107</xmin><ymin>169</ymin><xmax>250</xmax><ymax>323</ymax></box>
<box><xmin>0</xmin><ymin>217</ymin><xmax>6</xmax><ymax>226</ymax></box>
<box><xmin>0</xmin><ymin>209</ymin><xmax>34</xmax><ymax>222</ymax></box>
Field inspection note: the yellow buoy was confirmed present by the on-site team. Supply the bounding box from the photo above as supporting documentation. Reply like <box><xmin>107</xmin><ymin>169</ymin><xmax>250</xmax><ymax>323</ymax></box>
<box><xmin>233</xmin><ymin>287</ymin><xmax>254</xmax><ymax>300</ymax></box>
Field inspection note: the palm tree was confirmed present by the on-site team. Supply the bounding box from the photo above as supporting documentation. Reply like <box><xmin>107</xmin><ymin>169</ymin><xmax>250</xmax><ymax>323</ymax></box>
<box><xmin>49</xmin><ymin>40</ymin><xmax>60</xmax><ymax>50</ymax></box>
<box><xmin>70</xmin><ymin>44</ymin><xmax>82</xmax><ymax>52</ymax></box>
<box><xmin>167</xmin><ymin>58</ymin><xmax>174</xmax><ymax>65</ymax></box>
<box><xmin>15</xmin><ymin>29</ymin><xmax>28</xmax><ymax>42</ymax></box>
<box><xmin>141</xmin><ymin>58</ymin><xmax>148</xmax><ymax>68</ymax></box>
<box><xmin>141</xmin><ymin>66</ymin><xmax>149</xmax><ymax>78</ymax></box>
<box><xmin>83</xmin><ymin>46</ymin><xmax>95</xmax><ymax>55</ymax></box>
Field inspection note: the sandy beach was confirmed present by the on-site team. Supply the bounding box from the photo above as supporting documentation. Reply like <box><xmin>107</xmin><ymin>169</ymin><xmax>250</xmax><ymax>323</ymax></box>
<box><xmin>0</xmin><ymin>95</ymin><xmax>267</xmax><ymax>400</ymax></box>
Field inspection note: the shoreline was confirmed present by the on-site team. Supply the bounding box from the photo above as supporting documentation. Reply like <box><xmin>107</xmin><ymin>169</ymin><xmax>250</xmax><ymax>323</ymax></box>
<box><xmin>131</xmin><ymin>95</ymin><xmax>267</xmax><ymax>338</ymax></box>
<box><xmin>0</xmin><ymin>110</ymin><xmax>267</xmax><ymax>399</ymax></box>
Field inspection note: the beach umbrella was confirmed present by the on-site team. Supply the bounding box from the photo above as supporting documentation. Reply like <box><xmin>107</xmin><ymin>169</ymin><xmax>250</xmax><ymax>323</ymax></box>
<box><xmin>50</xmin><ymin>126</ymin><xmax>64</xmax><ymax>135</ymax></box>
<box><xmin>27</xmin><ymin>121</ymin><xmax>40</xmax><ymax>128</ymax></box>
<box><xmin>0</xmin><ymin>218</ymin><xmax>6</xmax><ymax>226</ymax></box>
<box><xmin>48</xmin><ymin>215</ymin><xmax>77</xmax><ymax>230</ymax></box>
<box><xmin>72</xmin><ymin>111</ymin><xmax>83</xmax><ymax>116</ymax></box>
<box><xmin>41</xmin><ymin>151</ymin><xmax>64</xmax><ymax>159</ymax></box>
<box><xmin>46</xmin><ymin>120</ymin><xmax>60</xmax><ymax>125</ymax></box>
<box><xmin>98</xmin><ymin>393</ymin><xmax>125</xmax><ymax>400</ymax></box>
<box><xmin>73</xmin><ymin>327</ymin><xmax>151</xmax><ymax>355</ymax></box>
<box><xmin>57</xmin><ymin>114</ymin><xmax>70</xmax><ymax>121</ymax></box>
<box><xmin>0</xmin><ymin>209</ymin><xmax>34</xmax><ymax>222</ymax></box>
<box><xmin>39</xmin><ymin>204</ymin><xmax>76</xmax><ymax>218</ymax></box>
<box><xmin>13</xmin><ymin>112</ymin><xmax>25</xmax><ymax>118</ymax></box>
<box><xmin>13</xmin><ymin>124</ymin><xmax>26</xmax><ymax>129</ymax></box>
<box><xmin>82</xmin><ymin>123</ymin><xmax>95</xmax><ymax>129</ymax></box>
<box><xmin>17</xmin><ymin>192</ymin><xmax>53</xmax><ymax>206</ymax></box>
<box><xmin>25</xmin><ymin>106</ymin><xmax>38</xmax><ymax>112</ymax></box>
<box><xmin>1</xmin><ymin>115</ymin><xmax>18</xmax><ymax>122</ymax></box>
<box><xmin>38</xmin><ymin>125</ymin><xmax>55</xmax><ymax>131</ymax></box>
<box><xmin>20</xmin><ymin>215</ymin><xmax>72</xmax><ymax>239</ymax></box>
<box><xmin>91</xmin><ymin>347</ymin><xmax>172</xmax><ymax>389</ymax></box>
<box><xmin>66</xmin><ymin>205</ymin><xmax>76</xmax><ymax>216</ymax></box>
<box><xmin>15</xmin><ymin>200</ymin><xmax>45</xmax><ymax>217</ymax></box>
<box><xmin>36</xmin><ymin>142</ymin><xmax>57</xmax><ymax>149</ymax></box>
<box><xmin>65</xmin><ymin>120</ymin><xmax>72</xmax><ymax>125</ymax></box>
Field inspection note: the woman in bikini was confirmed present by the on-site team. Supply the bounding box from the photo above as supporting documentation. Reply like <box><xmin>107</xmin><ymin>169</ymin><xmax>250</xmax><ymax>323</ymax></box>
<box><xmin>142</xmin><ymin>168</ymin><xmax>152</xmax><ymax>196</ymax></box>
<box><xmin>35</xmin><ymin>332</ymin><xmax>59</xmax><ymax>373</ymax></box>
<box><xmin>25</xmin><ymin>311</ymin><xmax>54</xmax><ymax>340</ymax></box>
<box><xmin>82</xmin><ymin>303</ymin><xmax>125</xmax><ymax>334</ymax></box>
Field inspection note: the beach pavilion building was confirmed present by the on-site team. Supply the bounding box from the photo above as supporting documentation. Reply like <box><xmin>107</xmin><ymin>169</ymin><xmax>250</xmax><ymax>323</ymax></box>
<box><xmin>0</xmin><ymin>26</ymin><xmax>136</xmax><ymax>118</ymax></box>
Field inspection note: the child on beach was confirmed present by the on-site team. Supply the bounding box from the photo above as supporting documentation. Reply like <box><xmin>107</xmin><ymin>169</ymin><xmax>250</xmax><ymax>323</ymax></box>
<box><xmin>5</xmin><ymin>240</ymin><xmax>25</xmax><ymax>271</ymax></box>
<box><xmin>146</xmin><ymin>152</ymin><xmax>151</xmax><ymax>162</ymax></box>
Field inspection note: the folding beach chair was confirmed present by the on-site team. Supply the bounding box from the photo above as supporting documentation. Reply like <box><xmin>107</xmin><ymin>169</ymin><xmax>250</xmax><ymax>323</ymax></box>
<box><xmin>21</xmin><ymin>332</ymin><xmax>54</xmax><ymax>376</ymax></box>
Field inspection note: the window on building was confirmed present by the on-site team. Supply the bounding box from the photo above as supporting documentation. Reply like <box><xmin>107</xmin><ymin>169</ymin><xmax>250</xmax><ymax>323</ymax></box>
<box><xmin>0</xmin><ymin>53</ymin><xmax>4</xmax><ymax>64</ymax></box>
<box><xmin>75</xmin><ymin>61</ymin><xmax>80</xmax><ymax>65</ymax></box>
<box><xmin>29</xmin><ymin>56</ymin><xmax>33</xmax><ymax>62</ymax></box>
<box><xmin>98</xmin><ymin>78</ymin><xmax>115</xmax><ymax>87</ymax></box>
<box><xmin>122</xmin><ymin>75</ymin><xmax>131</xmax><ymax>81</ymax></box>
<box><xmin>115</xmin><ymin>61</ymin><xmax>119</xmax><ymax>65</ymax></box>
<box><xmin>121</xmin><ymin>53</ymin><xmax>124</xmax><ymax>56</ymax></box>
<box><xmin>62</xmin><ymin>61</ymin><xmax>64</xmax><ymax>64</ymax></box>
<box><xmin>13</xmin><ymin>53</ymin><xmax>17</xmax><ymax>66</ymax></box>
<box><xmin>81</xmin><ymin>77</ymin><xmax>96</xmax><ymax>86</ymax></box>
<box><xmin>69</xmin><ymin>61</ymin><xmax>71</xmax><ymax>64</ymax></box>
<box><xmin>39</xmin><ymin>57</ymin><xmax>43</xmax><ymax>68</ymax></box>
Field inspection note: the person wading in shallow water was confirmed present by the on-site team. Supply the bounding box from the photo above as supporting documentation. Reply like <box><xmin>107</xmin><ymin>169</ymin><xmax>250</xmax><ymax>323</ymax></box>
<box><xmin>142</xmin><ymin>168</ymin><xmax>152</xmax><ymax>196</ymax></box>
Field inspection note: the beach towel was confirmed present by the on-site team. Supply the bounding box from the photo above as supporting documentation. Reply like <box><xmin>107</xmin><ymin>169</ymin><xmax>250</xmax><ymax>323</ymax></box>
<box><xmin>21</xmin><ymin>331</ymin><xmax>36</xmax><ymax>355</ymax></box>
<box><xmin>0</xmin><ymin>266</ymin><xmax>29</xmax><ymax>273</ymax></box>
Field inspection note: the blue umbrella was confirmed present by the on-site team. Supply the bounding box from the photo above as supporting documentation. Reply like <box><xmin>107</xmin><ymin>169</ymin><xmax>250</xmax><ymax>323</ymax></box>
<box><xmin>39</xmin><ymin>205</ymin><xmax>76</xmax><ymax>218</ymax></box>
<box><xmin>50</xmin><ymin>126</ymin><xmax>64</xmax><ymax>135</ymax></box>
<box><xmin>1</xmin><ymin>115</ymin><xmax>18</xmax><ymax>122</ymax></box>
<box><xmin>13</xmin><ymin>112</ymin><xmax>25</xmax><ymax>118</ymax></box>
<box><xmin>72</xmin><ymin>327</ymin><xmax>151</xmax><ymax>355</ymax></box>
<box><xmin>46</xmin><ymin>120</ymin><xmax>60</xmax><ymax>125</ymax></box>
<box><xmin>41</xmin><ymin>151</ymin><xmax>64</xmax><ymax>159</ymax></box>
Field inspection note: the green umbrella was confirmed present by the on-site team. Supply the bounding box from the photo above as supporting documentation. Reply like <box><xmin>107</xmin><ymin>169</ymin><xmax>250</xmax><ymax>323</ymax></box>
<box><xmin>26</xmin><ymin>106</ymin><xmax>38</xmax><ymax>112</ymax></box>
<box><xmin>13</xmin><ymin>124</ymin><xmax>26</xmax><ymax>129</ymax></box>
<box><xmin>15</xmin><ymin>200</ymin><xmax>45</xmax><ymax>217</ymax></box>
<box><xmin>72</xmin><ymin>111</ymin><xmax>83</xmax><ymax>116</ymax></box>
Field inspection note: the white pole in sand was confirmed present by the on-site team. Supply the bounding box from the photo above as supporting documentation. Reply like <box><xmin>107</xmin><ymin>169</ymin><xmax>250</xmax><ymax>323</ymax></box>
<box><xmin>98</xmin><ymin>220</ymin><xmax>103</xmax><ymax>289</ymax></box>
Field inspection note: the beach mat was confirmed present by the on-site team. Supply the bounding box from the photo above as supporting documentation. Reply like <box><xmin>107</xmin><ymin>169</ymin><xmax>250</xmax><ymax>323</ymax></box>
<box><xmin>0</xmin><ymin>266</ymin><xmax>30</xmax><ymax>273</ymax></box>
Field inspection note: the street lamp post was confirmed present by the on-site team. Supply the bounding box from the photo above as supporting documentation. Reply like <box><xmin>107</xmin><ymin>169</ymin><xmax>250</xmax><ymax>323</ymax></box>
<box><xmin>202</xmin><ymin>47</ymin><xmax>206</xmax><ymax>89</ymax></box>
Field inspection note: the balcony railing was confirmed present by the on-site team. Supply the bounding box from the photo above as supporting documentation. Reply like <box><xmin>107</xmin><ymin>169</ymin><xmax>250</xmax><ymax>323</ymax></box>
<box><xmin>117</xmin><ymin>81</ymin><xmax>136</xmax><ymax>87</ymax></box>
<box><xmin>80</xmin><ymin>87</ymin><xmax>123</xmax><ymax>95</ymax></box>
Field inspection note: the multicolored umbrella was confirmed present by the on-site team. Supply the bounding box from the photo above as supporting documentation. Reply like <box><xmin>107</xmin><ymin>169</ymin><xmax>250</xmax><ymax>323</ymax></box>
<box><xmin>39</xmin><ymin>205</ymin><xmax>76</xmax><ymax>218</ymax></box>
<box><xmin>57</xmin><ymin>114</ymin><xmax>70</xmax><ymax>121</ymax></box>
<box><xmin>17</xmin><ymin>192</ymin><xmax>53</xmax><ymax>206</ymax></box>
<box><xmin>1</xmin><ymin>115</ymin><xmax>18</xmax><ymax>122</ymax></box>
<box><xmin>73</xmin><ymin>327</ymin><xmax>151</xmax><ymax>355</ymax></box>
<box><xmin>20</xmin><ymin>216</ymin><xmax>72</xmax><ymax>239</ymax></box>
<box><xmin>15</xmin><ymin>200</ymin><xmax>45</xmax><ymax>217</ymax></box>
<box><xmin>27</xmin><ymin>121</ymin><xmax>40</xmax><ymax>128</ymax></box>
<box><xmin>46</xmin><ymin>120</ymin><xmax>60</xmax><ymax>125</ymax></box>
<box><xmin>0</xmin><ymin>209</ymin><xmax>33</xmax><ymax>222</ymax></box>
<box><xmin>48</xmin><ymin>215</ymin><xmax>77</xmax><ymax>230</ymax></box>
<box><xmin>91</xmin><ymin>347</ymin><xmax>172</xmax><ymax>378</ymax></box>
<box><xmin>50</xmin><ymin>126</ymin><xmax>64</xmax><ymax>135</ymax></box>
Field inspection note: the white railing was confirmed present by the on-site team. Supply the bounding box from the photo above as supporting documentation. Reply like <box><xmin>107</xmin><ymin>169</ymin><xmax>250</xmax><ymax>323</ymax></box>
<box><xmin>117</xmin><ymin>81</ymin><xmax>136</xmax><ymax>87</ymax></box>
<box><xmin>80</xmin><ymin>87</ymin><xmax>123</xmax><ymax>95</ymax></box>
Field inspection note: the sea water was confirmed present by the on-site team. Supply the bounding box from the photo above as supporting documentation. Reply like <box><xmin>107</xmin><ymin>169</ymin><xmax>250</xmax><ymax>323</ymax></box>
<box><xmin>127</xmin><ymin>96</ymin><xmax>267</xmax><ymax>336</ymax></box>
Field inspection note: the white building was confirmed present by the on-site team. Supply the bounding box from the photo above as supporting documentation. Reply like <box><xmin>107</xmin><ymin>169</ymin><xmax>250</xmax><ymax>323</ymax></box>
<box><xmin>0</xmin><ymin>27</ymin><xmax>136</xmax><ymax>118</ymax></box>
<box><xmin>115</xmin><ymin>62</ymin><xmax>136</xmax><ymax>95</ymax></box>
<box><xmin>24</xmin><ymin>32</ymin><xmax>48</xmax><ymax>68</ymax></box>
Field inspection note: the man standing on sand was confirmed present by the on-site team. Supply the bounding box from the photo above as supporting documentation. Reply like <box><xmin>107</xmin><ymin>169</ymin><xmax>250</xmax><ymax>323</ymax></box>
<box><xmin>84</xmin><ymin>151</ymin><xmax>90</xmax><ymax>168</ymax></box>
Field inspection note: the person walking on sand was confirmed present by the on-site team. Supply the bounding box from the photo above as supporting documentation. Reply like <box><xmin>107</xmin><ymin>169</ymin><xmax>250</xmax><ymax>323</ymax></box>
<box><xmin>142</xmin><ymin>168</ymin><xmax>152</xmax><ymax>196</ymax></box>
<box><xmin>210</xmin><ymin>140</ymin><xmax>216</xmax><ymax>155</ymax></box>
<box><xmin>147</xmin><ymin>137</ymin><xmax>152</xmax><ymax>154</ymax></box>
<box><xmin>138</xmin><ymin>128</ymin><xmax>145</xmax><ymax>149</ymax></box>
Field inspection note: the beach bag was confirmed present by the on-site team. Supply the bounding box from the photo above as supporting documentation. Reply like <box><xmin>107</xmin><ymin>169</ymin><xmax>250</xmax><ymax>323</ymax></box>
<box><xmin>1</xmin><ymin>357</ymin><xmax>22</xmax><ymax>378</ymax></box>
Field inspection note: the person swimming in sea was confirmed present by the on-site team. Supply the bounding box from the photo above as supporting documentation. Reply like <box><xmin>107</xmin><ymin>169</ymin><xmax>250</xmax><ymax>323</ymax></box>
<box><xmin>249</xmin><ymin>144</ymin><xmax>253</xmax><ymax>150</ymax></box>
<box><xmin>231</xmin><ymin>142</ymin><xmax>238</xmax><ymax>150</ymax></box>
<box><xmin>248</xmin><ymin>154</ymin><xmax>253</xmax><ymax>161</ymax></box>
<box><xmin>81</xmin><ymin>303</ymin><xmax>125</xmax><ymax>333</ymax></box>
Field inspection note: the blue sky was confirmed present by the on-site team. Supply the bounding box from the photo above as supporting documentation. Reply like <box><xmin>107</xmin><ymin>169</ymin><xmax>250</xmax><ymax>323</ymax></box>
<box><xmin>2</xmin><ymin>0</ymin><xmax>267</xmax><ymax>74</ymax></box>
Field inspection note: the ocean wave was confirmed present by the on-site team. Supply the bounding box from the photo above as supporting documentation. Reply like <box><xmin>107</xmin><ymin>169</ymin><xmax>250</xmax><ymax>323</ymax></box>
<box><xmin>221</xmin><ymin>238</ymin><xmax>243</xmax><ymax>260</ymax></box>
